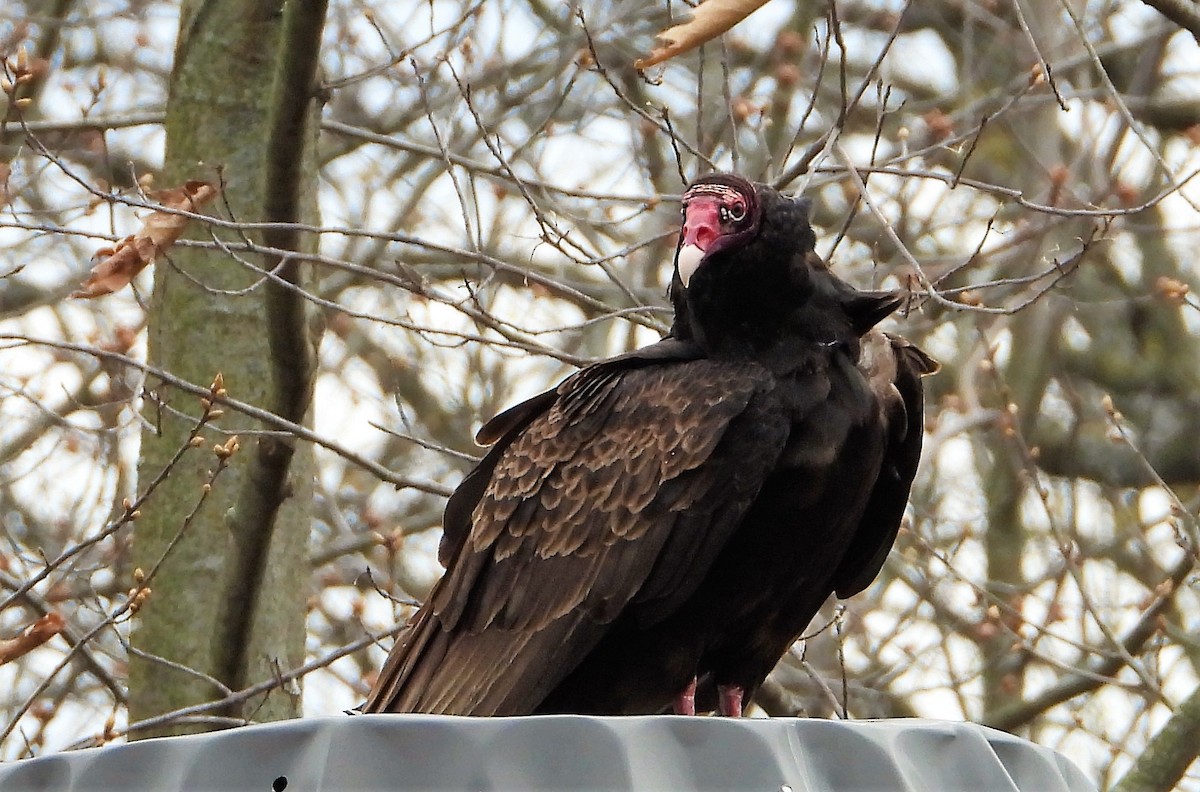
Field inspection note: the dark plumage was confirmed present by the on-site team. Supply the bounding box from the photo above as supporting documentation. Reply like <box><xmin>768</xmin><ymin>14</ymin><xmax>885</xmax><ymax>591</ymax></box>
<box><xmin>363</xmin><ymin>173</ymin><xmax>936</xmax><ymax>717</ymax></box>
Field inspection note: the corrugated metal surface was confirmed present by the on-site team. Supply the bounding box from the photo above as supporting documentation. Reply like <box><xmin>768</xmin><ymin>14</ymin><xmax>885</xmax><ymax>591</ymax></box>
<box><xmin>0</xmin><ymin>715</ymin><xmax>1095</xmax><ymax>791</ymax></box>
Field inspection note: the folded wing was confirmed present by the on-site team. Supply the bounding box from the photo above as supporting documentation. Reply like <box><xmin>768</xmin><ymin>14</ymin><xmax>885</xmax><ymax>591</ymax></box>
<box><xmin>363</xmin><ymin>351</ymin><xmax>790</xmax><ymax>715</ymax></box>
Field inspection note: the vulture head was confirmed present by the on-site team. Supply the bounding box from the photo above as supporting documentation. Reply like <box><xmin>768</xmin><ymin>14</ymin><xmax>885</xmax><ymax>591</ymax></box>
<box><xmin>669</xmin><ymin>173</ymin><xmax>891</xmax><ymax>354</ymax></box>
<box><xmin>674</xmin><ymin>173</ymin><xmax>764</xmax><ymax>289</ymax></box>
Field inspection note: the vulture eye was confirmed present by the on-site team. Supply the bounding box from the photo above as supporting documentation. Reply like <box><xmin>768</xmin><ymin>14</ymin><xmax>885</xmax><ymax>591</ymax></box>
<box><xmin>723</xmin><ymin>202</ymin><xmax>747</xmax><ymax>223</ymax></box>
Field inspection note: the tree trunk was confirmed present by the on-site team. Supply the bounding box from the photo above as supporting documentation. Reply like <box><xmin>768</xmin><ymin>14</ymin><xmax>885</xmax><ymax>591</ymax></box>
<box><xmin>129</xmin><ymin>0</ymin><xmax>326</xmax><ymax>737</ymax></box>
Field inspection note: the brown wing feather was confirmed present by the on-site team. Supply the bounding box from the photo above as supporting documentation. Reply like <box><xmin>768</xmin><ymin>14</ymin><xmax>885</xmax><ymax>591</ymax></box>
<box><xmin>363</xmin><ymin>358</ymin><xmax>779</xmax><ymax>715</ymax></box>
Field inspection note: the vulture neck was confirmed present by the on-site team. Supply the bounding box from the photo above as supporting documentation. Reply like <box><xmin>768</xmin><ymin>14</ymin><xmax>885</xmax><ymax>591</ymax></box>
<box><xmin>670</xmin><ymin>259</ymin><xmax>802</xmax><ymax>358</ymax></box>
<box><xmin>670</xmin><ymin>252</ymin><xmax>901</xmax><ymax>364</ymax></box>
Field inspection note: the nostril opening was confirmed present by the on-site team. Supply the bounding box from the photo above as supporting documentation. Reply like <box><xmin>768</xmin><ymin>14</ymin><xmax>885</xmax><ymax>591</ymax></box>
<box><xmin>686</xmin><ymin>226</ymin><xmax>718</xmax><ymax>251</ymax></box>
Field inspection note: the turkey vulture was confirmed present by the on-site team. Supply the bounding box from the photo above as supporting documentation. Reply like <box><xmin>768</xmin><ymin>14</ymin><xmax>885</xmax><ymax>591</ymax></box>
<box><xmin>363</xmin><ymin>173</ymin><xmax>936</xmax><ymax>717</ymax></box>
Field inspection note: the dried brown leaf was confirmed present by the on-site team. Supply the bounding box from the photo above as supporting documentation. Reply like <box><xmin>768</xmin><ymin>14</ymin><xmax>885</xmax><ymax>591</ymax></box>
<box><xmin>75</xmin><ymin>237</ymin><xmax>141</xmax><ymax>298</ymax></box>
<box><xmin>0</xmin><ymin>612</ymin><xmax>64</xmax><ymax>665</ymax></box>
<box><xmin>636</xmin><ymin>0</ymin><xmax>773</xmax><ymax>69</ymax></box>
<box><xmin>73</xmin><ymin>180</ymin><xmax>219</xmax><ymax>298</ymax></box>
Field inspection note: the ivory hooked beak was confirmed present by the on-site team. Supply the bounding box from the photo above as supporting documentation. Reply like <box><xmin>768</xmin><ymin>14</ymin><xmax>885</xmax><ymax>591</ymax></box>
<box><xmin>676</xmin><ymin>244</ymin><xmax>704</xmax><ymax>287</ymax></box>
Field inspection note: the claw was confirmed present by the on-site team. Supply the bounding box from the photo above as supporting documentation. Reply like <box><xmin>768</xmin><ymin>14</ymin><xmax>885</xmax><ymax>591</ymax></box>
<box><xmin>673</xmin><ymin>677</ymin><xmax>698</xmax><ymax>716</ymax></box>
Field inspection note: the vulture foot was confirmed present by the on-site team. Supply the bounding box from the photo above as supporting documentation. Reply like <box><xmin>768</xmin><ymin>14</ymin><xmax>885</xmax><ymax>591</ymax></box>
<box><xmin>672</xmin><ymin>677</ymin><xmax>698</xmax><ymax>715</ymax></box>
<box><xmin>718</xmin><ymin>684</ymin><xmax>743</xmax><ymax>718</ymax></box>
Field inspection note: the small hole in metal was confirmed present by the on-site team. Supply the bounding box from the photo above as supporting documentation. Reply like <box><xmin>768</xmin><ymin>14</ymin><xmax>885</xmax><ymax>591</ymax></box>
<box><xmin>272</xmin><ymin>777</ymin><xmax>288</xmax><ymax>791</ymax></box>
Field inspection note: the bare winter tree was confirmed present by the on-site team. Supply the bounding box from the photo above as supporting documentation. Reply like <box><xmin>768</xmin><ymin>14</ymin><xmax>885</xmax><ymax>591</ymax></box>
<box><xmin>1</xmin><ymin>1</ymin><xmax>1199</xmax><ymax>789</ymax></box>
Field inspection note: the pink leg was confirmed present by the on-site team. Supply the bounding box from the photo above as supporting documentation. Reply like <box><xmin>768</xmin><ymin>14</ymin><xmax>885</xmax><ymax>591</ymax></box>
<box><xmin>718</xmin><ymin>684</ymin><xmax>744</xmax><ymax>718</ymax></box>
<box><xmin>673</xmin><ymin>677</ymin><xmax>698</xmax><ymax>716</ymax></box>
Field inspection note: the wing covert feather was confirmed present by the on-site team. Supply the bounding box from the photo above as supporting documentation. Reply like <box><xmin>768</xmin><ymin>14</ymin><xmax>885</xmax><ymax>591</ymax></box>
<box><xmin>441</xmin><ymin>360</ymin><xmax>775</xmax><ymax>632</ymax></box>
